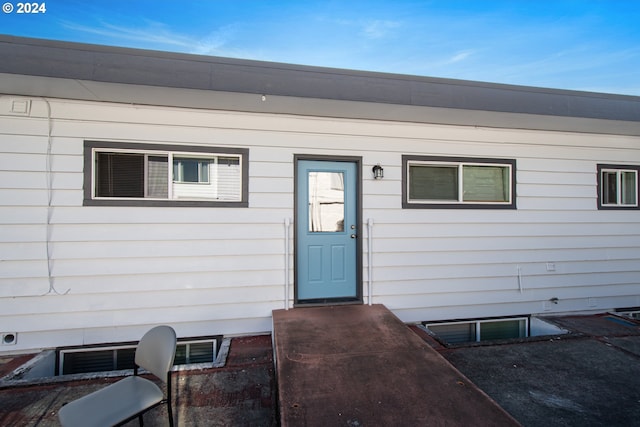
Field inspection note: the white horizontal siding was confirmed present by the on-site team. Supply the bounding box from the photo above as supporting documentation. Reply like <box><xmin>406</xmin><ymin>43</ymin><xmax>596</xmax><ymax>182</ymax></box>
<box><xmin>0</xmin><ymin>96</ymin><xmax>639</xmax><ymax>352</ymax></box>
<box><xmin>0</xmin><ymin>98</ymin><xmax>294</xmax><ymax>351</ymax></box>
<box><xmin>374</xmin><ymin>248</ymin><xmax>640</xmax><ymax>269</ymax></box>
<box><xmin>47</xmin><ymin>238</ymin><xmax>285</xmax><ymax>259</ymax></box>
<box><xmin>3</xmin><ymin>286</ymin><xmax>284</xmax><ymax>318</ymax></box>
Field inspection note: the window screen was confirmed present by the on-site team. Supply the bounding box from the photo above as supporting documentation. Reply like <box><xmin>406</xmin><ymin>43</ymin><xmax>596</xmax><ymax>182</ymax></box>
<box><xmin>409</xmin><ymin>165</ymin><xmax>458</xmax><ymax>201</ymax></box>
<box><xmin>147</xmin><ymin>155</ymin><xmax>168</xmax><ymax>198</ymax></box>
<box><xmin>463</xmin><ymin>165</ymin><xmax>509</xmax><ymax>202</ymax></box>
<box><xmin>96</xmin><ymin>152</ymin><xmax>144</xmax><ymax>198</ymax></box>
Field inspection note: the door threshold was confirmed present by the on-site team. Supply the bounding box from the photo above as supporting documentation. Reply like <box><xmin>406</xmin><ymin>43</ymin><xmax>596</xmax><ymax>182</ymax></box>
<box><xmin>294</xmin><ymin>299</ymin><xmax>362</xmax><ymax>308</ymax></box>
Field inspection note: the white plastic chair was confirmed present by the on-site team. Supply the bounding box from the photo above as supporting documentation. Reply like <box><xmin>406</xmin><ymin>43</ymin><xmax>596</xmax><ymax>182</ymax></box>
<box><xmin>58</xmin><ymin>325</ymin><xmax>177</xmax><ymax>427</ymax></box>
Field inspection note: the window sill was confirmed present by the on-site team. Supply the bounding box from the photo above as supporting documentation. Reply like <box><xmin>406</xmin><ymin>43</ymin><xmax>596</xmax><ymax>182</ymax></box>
<box><xmin>83</xmin><ymin>199</ymin><xmax>248</xmax><ymax>208</ymax></box>
<box><xmin>403</xmin><ymin>202</ymin><xmax>516</xmax><ymax>210</ymax></box>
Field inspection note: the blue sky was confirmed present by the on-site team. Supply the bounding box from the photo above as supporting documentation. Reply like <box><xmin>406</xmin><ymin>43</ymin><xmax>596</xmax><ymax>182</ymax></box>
<box><xmin>2</xmin><ymin>0</ymin><xmax>639</xmax><ymax>95</ymax></box>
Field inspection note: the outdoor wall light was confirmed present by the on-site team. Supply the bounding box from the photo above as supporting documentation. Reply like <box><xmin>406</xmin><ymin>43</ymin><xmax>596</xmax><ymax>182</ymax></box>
<box><xmin>372</xmin><ymin>163</ymin><xmax>384</xmax><ymax>179</ymax></box>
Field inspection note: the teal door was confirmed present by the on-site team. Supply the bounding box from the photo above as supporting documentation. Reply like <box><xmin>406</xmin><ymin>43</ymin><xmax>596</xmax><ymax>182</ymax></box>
<box><xmin>296</xmin><ymin>159</ymin><xmax>359</xmax><ymax>302</ymax></box>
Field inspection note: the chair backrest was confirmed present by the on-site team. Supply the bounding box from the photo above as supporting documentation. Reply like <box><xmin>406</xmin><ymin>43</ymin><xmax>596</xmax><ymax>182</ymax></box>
<box><xmin>134</xmin><ymin>325</ymin><xmax>177</xmax><ymax>381</ymax></box>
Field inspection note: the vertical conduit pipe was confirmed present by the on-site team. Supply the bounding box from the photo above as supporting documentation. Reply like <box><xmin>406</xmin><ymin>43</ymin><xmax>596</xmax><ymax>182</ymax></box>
<box><xmin>284</xmin><ymin>218</ymin><xmax>291</xmax><ymax>309</ymax></box>
<box><xmin>42</xmin><ymin>98</ymin><xmax>69</xmax><ymax>296</ymax></box>
<box><xmin>517</xmin><ymin>265</ymin><xmax>524</xmax><ymax>294</ymax></box>
<box><xmin>367</xmin><ymin>218</ymin><xmax>374</xmax><ymax>306</ymax></box>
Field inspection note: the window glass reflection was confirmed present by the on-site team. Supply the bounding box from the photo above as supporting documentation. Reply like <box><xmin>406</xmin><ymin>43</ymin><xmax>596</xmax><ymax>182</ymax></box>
<box><xmin>308</xmin><ymin>172</ymin><xmax>344</xmax><ymax>232</ymax></box>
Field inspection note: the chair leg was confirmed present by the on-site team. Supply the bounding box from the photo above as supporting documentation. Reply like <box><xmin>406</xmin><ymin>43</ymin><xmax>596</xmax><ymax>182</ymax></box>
<box><xmin>167</xmin><ymin>400</ymin><xmax>174</xmax><ymax>427</ymax></box>
<box><xmin>167</xmin><ymin>374</ymin><xmax>174</xmax><ymax>427</ymax></box>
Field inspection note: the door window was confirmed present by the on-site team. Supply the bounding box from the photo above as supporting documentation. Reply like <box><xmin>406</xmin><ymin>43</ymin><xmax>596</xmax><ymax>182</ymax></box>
<box><xmin>308</xmin><ymin>172</ymin><xmax>345</xmax><ymax>232</ymax></box>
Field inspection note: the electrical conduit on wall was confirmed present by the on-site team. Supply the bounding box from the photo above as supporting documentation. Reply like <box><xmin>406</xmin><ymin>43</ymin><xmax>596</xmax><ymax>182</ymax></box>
<box><xmin>367</xmin><ymin>218</ymin><xmax>374</xmax><ymax>305</ymax></box>
<box><xmin>284</xmin><ymin>218</ymin><xmax>291</xmax><ymax>309</ymax></box>
<box><xmin>42</xmin><ymin>97</ymin><xmax>68</xmax><ymax>296</ymax></box>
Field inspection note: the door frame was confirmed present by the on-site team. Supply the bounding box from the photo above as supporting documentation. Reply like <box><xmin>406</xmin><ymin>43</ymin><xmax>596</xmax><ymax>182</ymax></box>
<box><xmin>293</xmin><ymin>154</ymin><xmax>363</xmax><ymax>305</ymax></box>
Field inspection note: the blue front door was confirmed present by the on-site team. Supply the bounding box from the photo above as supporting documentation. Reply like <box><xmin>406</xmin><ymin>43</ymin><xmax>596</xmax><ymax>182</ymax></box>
<box><xmin>296</xmin><ymin>160</ymin><xmax>359</xmax><ymax>302</ymax></box>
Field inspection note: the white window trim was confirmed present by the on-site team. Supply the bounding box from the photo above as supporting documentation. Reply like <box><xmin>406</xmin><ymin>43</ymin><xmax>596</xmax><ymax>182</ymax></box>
<box><xmin>600</xmin><ymin>168</ymin><xmax>638</xmax><ymax>207</ymax></box>
<box><xmin>597</xmin><ymin>164</ymin><xmax>640</xmax><ymax>210</ymax></box>
<box><xmin>92</xmin><ymin>149</ymin><xmax>241</xmax><ymax>201</ymax></box>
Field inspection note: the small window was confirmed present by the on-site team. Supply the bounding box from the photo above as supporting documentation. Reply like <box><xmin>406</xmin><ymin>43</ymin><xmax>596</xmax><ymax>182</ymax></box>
<box><xmin>403</xmin><ymin>155</ymin><xmax>516</xmax><ymax>209</ymax></box>
<box><xmin>426</xmin><ymin>322</ymin><xmax>476</xmax><ymax>344</ymax></box>
<box><xmin>598</xmin><ymin>164</ymin><xmax>639</xmax><ymax>209</ymax></box>
<box><xmin>308</xmin><ymin>171</ymin><xmax>345</xmax><ymax>232</ymax></box>
<box><xmin>616</xmin><ymin>309</ymin><xmax>640</xmax><ymax>320</ymax></box>
<box><xmin>425</xmin><ymin>317</ymin><xmax>528</xmax><ymax>345</ymax></box>
<box><xmin>59</xmin><ymin>337</ymin><xmax>219</xmax><ymax>375</ymax></box>
<box><xmin>85</xmin><ymin>142</ymin><xmax>248</xmax><ymax>207</ymax></box>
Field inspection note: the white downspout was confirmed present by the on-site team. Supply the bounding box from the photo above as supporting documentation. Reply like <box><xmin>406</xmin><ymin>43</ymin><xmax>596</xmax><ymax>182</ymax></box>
<box><xmin>284</xmin><ymin>218</ymin><xmax>291</xmax><ymax>309</ymax></box>
<box><xmin>367</xmin><ymin>218</ymin><xmax>374</xmax><ymax>306</ymax></box>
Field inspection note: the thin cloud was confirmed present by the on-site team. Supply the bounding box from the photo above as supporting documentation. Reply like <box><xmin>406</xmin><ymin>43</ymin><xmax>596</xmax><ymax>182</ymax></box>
<box><xmin>61</xmin><ymin>19</ymin><xmax>247</xmax><ymax>58</ymax></box>
<box><xmin>190</xmin><ymin>24</ymin><xmax>241</xmax><ymax>55</ymax></box>
<box><xmin>361</xmin><ymin>19</ymin><xmax>402</xmax><ymax>39</ymax></box>
<box><xmin>61</xmin><ymin>20</ymin><xmax>195</xmax><ymax>49</ymax></box>
<box><xmin>317</xmin><ymin>16</ymin><xmax>402</xmax><ymax>40</ymax></box>
<box><xmin>447</xmin><ymin>51</ymin><xmax>474</xmax><ymax>64</ymax></box>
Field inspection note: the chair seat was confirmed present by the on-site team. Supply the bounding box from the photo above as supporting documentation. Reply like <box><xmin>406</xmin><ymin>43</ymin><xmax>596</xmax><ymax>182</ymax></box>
<box><xmin>58</xmin><ymin>376</ymin><xmax>164</xmax><ymax>427</ymax></box>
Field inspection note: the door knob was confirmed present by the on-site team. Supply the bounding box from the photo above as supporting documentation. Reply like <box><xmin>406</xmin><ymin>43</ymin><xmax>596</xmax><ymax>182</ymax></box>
<box><xmin>351</xmin><ymin>234</ymin><xmax>357</xmax><ymax>239</ymax></box>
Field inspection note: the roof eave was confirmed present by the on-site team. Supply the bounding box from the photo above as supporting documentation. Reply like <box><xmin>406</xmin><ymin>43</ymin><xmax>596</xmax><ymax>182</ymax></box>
<box><xmin>2</xmin><ymin>72</ymin><xmax>639</xmax><ymax>136</ymax></box>
<box><xmin>0</xmin><ymin>35</ymin><xmax>639</xmax><ymax>135</ymax></box>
